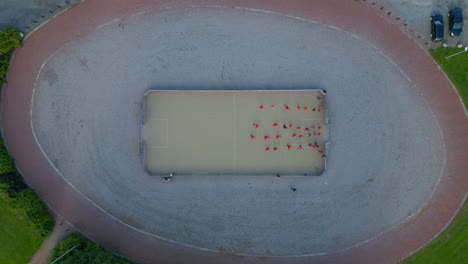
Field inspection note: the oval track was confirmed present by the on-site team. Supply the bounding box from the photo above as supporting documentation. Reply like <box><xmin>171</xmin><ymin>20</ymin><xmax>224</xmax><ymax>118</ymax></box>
<box><xmin>2</xmin><ymin>0</ymin><xmax>467</xmax><ymax>263</ymax></box>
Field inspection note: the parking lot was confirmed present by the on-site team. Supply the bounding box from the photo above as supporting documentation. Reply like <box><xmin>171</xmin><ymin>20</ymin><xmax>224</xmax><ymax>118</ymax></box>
<box><xmin>387</xmin><ymin>0</ymin><xmax>467</xmax><ymax>48</ymax></box>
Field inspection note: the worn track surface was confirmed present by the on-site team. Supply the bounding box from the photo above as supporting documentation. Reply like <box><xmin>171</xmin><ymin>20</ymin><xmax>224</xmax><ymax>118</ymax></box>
<box><xmin>2</xmin><ymin>0</ymin><xmax>467</xmax><ymax>263</ymax></box>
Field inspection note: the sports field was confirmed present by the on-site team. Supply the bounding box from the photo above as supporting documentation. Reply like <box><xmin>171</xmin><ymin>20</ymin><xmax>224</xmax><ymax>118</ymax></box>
<box><xmin>142</xmin><ymin>90</ymin><xmax>328</xmax><ymax>175</ymax></box>
<box><xmin>4</xmin><ymin>1</ymin><xmax>467</xmax><ymax>263</ymax></box>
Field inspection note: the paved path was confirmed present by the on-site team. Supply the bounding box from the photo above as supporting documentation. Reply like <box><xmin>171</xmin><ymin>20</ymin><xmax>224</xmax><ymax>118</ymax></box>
<box><xmin>2</xmin><ymin>0</ymin><xmax>467</xmax><ymax>263</ymax></box>
<box><xmin>29</xmin><ymin>217</ymin><xmax>74</xmax><ymax>264</ymax></box>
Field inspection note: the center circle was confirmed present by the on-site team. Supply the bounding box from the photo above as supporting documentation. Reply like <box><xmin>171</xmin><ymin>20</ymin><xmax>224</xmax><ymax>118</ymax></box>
<box><xmin>32</xmin><ymin>7</ymin><xmax>444</xmax><ymax>256</ymax></box>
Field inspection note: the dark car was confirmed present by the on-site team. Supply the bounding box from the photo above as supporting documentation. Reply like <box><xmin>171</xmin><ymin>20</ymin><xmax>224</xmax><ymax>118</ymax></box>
<box><xmin>430</xmin><ymin>13</ymin><xmax>444</xmax><ymax>41</ymax></box>
<box><xmin>448</xmin><ymin>7</ymin><xmax>463</xmax><ymax>37</ymax></box>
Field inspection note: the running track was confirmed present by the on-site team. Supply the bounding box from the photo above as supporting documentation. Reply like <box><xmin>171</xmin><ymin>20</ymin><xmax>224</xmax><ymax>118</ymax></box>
<box><xmin>2</xmin><ymin>0</ymin><xmax>467</xmax><ymax>263</ymax></box>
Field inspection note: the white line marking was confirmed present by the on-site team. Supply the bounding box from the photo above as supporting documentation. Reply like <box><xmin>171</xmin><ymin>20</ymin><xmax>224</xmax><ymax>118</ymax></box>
<box><xmin>96</xmin><ymin>18</ymin><xmax>123</xmax><ymax>29</ymax></box>
<box><xmin>233</xmin><ymin>94</ymin><xmax>236</xmax><ymax>172</ymax></box>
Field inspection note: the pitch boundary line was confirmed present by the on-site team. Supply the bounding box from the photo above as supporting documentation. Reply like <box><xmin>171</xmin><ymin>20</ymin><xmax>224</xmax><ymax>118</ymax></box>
<box><xmin>233</xmin><ymin>94</ymin><xmax>237</xmax><ymax>172</ymax></box>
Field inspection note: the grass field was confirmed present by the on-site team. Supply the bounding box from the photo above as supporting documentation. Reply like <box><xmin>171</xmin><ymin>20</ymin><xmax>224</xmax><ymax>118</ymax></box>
<box><xmin>0</xmin><ymin>194</ymin><xmax>44</xmax><ymax>264</ymax></box>
<box><xmin>399</xmin><ymin>47</ymin><xmax>468</xmax><ymax>264</ymax></box>
<box><xmin>429</xmin><ymin>47</ymin><xmax>468</xmax><ymax>109</ymax></box>
<box><xmin>0</xmin><ymin>137</ymin><xmax>49</xmax><ymax>263</ymax></box>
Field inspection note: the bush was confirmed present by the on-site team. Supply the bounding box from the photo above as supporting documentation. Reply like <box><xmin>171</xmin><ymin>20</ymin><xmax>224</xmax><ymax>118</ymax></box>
<box><xmin>0</xmin><ymin>138</ymin><xmax>15</xmax><ymax>174</ymax></box>
<box><xmin>0</xmin><ymin>138</ymin><xmax>53</xmax><ymax>237</ymax></box>
<box><xmin>51</xmin><ymin>235</ymin><xmax>132</xmax><ymax>264</ymax></box>
<box><xmin>51</xmin><ymin>233</ymin><xmax>82</xmax><ymax>259</ymax></box>
<box><xmin>0</xmin><ymin>27</ymin><xmax>22</xmax><ymax>55</ymax></box>
<box><xmin>11</xmin><ymin>189</ymin><xmax>54</xmax><ymax>236</ymax></box>
<box><xmin>0</xmin><ymin>27</ymin><xmax>23</xmax><ymax>85</ymax></box>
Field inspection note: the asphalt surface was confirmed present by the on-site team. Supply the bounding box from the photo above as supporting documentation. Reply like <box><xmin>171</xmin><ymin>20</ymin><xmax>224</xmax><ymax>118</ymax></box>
<box><xmin>2</xmin><ymin>0</ymin><xmax>468</xmax><ymax>264</ymax></box>
<box><xmin>0</xmin><ymin>0</ymin><xmax>81</xmax><ymax>33</ymax></box>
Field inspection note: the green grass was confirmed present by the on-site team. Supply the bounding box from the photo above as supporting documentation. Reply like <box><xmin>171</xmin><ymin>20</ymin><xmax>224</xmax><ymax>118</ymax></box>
<box><xmin>429</xmin><ymin>47</ymin><xmax>468</xmax><ymax>107</ymax></box>
<box><xmin>399</xmin><ymin>200</ymin><xmax>467</xmax><ymax>264</ymax></box>
<box><xmin>0</xmin><ymin>191</ymin><xmax>44</xmax><ymax>264</ymax></box>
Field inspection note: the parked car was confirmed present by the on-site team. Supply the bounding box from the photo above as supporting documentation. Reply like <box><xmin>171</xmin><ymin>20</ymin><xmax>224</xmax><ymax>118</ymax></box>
<box><xmin>430</xmin><ymin>13</ymin><xmax>444</xmax><ymax>41</ymax></box>
<box><xmin>448</xmin><ymin>7</ymin><xmax>463</xmax><ymax>37</ymax></box>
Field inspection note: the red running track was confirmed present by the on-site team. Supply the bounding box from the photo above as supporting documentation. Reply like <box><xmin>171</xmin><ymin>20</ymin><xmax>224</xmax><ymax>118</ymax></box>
<box><xmin>2</xmin><ymin>0</ymin><xmax>467</xmax><ymax>263</ymax></box>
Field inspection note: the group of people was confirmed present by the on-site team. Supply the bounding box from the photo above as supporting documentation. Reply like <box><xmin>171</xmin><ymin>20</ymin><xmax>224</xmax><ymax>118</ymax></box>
<box><xmin>259</xmin><ymin>102</ymin><xmax>325</xmax><ymax>112</ymax></box>
<box><xmin>250</xmin><ymin>123</ymin><xmax>324</xmax><ymax>139</ymax></box>
<box><xmin>262</xmin><ymin>143</ymin><xmax>323</xmax><ymax>152</ymax></box>
<box><xmin>252</xmin><ymin>103</ymin><xmax>326</xmax><ymax>157</ymax></box>
<box><xmin>250</xmin><ymin>123</ymin><xmax>325</xmax><ymax>157</ymax></box>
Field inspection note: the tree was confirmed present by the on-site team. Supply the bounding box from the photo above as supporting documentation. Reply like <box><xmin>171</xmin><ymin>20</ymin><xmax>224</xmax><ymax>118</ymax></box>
<box><xmin>0</xmin><ymin>27</ymin><xmax>22</xmax><ymax>55</ymax></box>
<box><xmin>0</xmin><ymin>27</ymin><xmax>23</xmax><ymax>85</ymax></box>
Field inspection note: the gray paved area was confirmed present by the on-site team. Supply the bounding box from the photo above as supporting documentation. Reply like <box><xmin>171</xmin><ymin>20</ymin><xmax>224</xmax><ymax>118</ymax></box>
<box><xmin>0</xmin><ymin>0</ymin><xmax>80</xmax><ymax>32</ymax></box>
<box><xmin>385</xmin><ymin>0</ymin><xmax>468</xmax><ymax>48</ymax></box>
<box><xmin>31</xmin><ymin>7</ymin><xmax>445</xmax><ymax>256</ymax></box>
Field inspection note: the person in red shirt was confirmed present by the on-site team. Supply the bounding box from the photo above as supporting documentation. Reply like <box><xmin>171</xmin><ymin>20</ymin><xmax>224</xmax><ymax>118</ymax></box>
<box><xmin>265</xmin><ymin>147</ymin><xmax>270</xmax><ymax>151</ymax></box>
<box><xmin>259</xmin><ymin>105</ymin><xmax>264</xmax><ymax>109</ymax></box>
<box><xmin>271</xmin><ymin>105</ymin><xmax>276</xmax><ymax>108</ymax></box>
<box><xmin>250</xmin><ymin>134</ymin><xmax>254</xmax><ymax>139</ymax></box>
<box><xmin>273</xmin><ymin>147</ymin><xmax>278</xmax><ymax>151</ymax></box>
<box><xmin>276</xmin><ymin>135</ymin><xmax>281</xmax><ymax>139</ymax></box>
<box><xmin>299</xmin><ymin>134</ymin><xmax>303</xmax><ymax>138</ymax></box>
<box><xmin>287</xmin><ymin>145</ymin><xmax>292</xmax><ymax>149</ymax></box>
<box><xmin>273</xmin><ymin>123</ymin><xmax>278</xmax><ymax>127</ymax></box>
<box><xmin>289</xmin><ymin>124</ymin><xmax>294</xmax><ymax>128</ymax></box>
<box><xmin>297</xmin><ymin>126</ymin><xmax>302</xmax><ymax>129</ymax></box>
<box><xmin>253</xmin><ymin>123</ymin><xmax>259</xmax><ymax>128</ymax></box>
<box><xmin>292</xmin><ymin>134</ymin><xmax>297</xmax><ymax>137</ymax></box>
<box><xmin>304</xmin><ymin>106</ymin><xmax>309</xmax><ymax>110</ymax></box>
<box><xmin>264</xmin><ymin>136</ymin><xmax>269</xmax><ymax>140</ymax></box>
<box><xmin>298</xmin><ymin>145</ymin><xmax>303</xmax><ymax>149</ymax></box>
<box><xmin>285</xmin><ymin>105</ymin><xmax>291</xmax><ymax>110</ymax></box>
